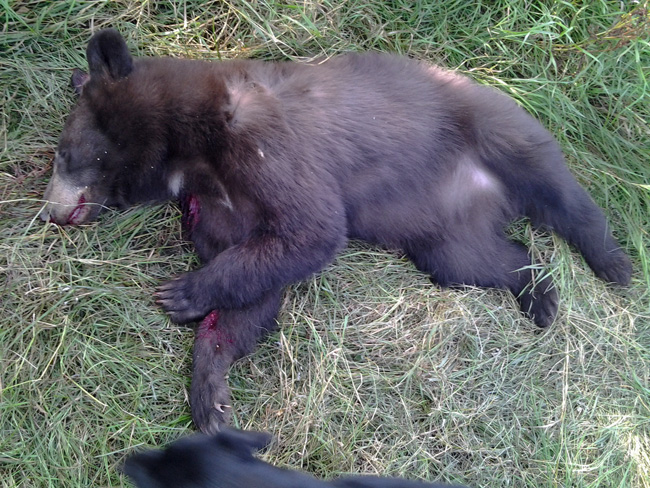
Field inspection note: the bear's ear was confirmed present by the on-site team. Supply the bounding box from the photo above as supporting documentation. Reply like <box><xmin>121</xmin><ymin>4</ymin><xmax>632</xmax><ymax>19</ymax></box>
<box><xmin>70</xmin><ymin>68</ymin><xmax>90</xmax><ymax>96</ymax></box>
<box><xmin>86</xmin><ymin>28</ymin><xmax>133</xmax><ymax>80</ymax></box>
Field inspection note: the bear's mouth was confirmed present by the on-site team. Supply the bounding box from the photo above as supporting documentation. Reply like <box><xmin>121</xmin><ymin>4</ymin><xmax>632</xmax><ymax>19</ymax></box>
<box><xmin>66</xmin><ymin>194</ymin><xmax>87</xmax><ymax>225</ymax></box>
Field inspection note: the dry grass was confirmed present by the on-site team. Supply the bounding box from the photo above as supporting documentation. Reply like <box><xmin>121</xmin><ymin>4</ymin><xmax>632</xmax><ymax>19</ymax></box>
<box><xmin>1</xmin><ymin>1</ymin><xmax>649</xmax><ymax>487</ymax></box>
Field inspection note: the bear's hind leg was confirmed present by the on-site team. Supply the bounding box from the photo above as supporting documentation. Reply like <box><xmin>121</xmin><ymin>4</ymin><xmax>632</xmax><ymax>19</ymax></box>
<box><xmin>527</xmin><ymin>179</ymin><xmax>632</xmax><ymax>286</ymax></box>
<box><xmin>407</xmin><ymin>235</ymin><xmax>558</xmax><ymax>327</ymax></box>
<box><xmin>191</xmin><ymin>289</ymin><xmax>282</xmax><ymax>434</ymax></box>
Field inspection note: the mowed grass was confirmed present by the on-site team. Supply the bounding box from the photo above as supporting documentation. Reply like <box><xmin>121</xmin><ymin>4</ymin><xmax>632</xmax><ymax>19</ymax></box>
<box><xmin>1</xmin><ymin>1</ymin><xmax>649</xmax><ymax>487</ymax></box>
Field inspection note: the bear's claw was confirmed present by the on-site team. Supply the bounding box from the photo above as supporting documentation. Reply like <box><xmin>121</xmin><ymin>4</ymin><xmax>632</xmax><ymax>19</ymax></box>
<box><xmin>156</xmin><ymin>273</ymin><xmax>214</xmax><ymax>324</ymax></box>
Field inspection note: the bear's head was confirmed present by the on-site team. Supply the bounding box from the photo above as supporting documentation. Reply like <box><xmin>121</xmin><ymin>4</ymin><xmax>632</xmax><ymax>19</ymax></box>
<box><xmin>40</xmin><ymin>29</ymin><xmax>172</xmax><ymax>225</ymax></box>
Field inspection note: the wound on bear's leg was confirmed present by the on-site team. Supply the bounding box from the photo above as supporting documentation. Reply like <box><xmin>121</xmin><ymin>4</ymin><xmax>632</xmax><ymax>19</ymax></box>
<box><xmin>180</xmin><ymin>193</ymin><xmax>201</xmax><ymax>233</ymax></box>
<box><xmin>197</xmin><ymin>309</ymin><xmax>220</xmax><ymax>340</ymax></box>
<box><xmin>196</xmin><ymin>309</ymin><xmax>234</xmax><ymax>350</ymax></box>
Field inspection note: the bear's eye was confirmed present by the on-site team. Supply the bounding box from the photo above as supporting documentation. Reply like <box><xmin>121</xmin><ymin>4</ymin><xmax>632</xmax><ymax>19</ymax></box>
<box><xmin>67</xmin><ymin>158</ymin><xmax>91</xmax><ymax>174</ymax></box>
<box><xmin>58</xmin><ymin>151</ymin><xmax>86</xmax><ymax>174</ymax></box>
<box><xmin>56</xmin><ymin>149</ymin><xmax>70</xmax><ymax>166</ymax></box>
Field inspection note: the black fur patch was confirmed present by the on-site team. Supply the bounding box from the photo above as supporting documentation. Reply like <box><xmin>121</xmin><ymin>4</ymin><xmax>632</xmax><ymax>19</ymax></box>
<box><xmin>123</xmin><ymin>428</ymin><xmax>469</xmax><ymax>488</ymax></box>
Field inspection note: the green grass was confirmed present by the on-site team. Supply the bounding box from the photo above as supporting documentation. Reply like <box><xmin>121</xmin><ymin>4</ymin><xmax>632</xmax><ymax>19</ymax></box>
<box><xmin>1</xmin><ymin>1</ymin><xmax>649</xmax><ymax>487</ymax></box>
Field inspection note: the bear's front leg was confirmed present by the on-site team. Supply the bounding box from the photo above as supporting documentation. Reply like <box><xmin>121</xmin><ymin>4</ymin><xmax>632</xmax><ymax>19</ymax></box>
<box><xmin>157</xmin><ymin>174</ymin><xmax>348</xmax><ymax>324</ymax></box>
<box><xmin>191</xmin><ymin>310</ymin><xmax>235</xmax><ymax>430</ymax></box>
<box><xmin>190</xmin><ymin>290</ymin><xmax>281</xmax><ymax>434</ymax></box>
<box><xmin>156</xmin><ymin>224</ymin><xmax>345</xmax><ymax>324</ymax></box>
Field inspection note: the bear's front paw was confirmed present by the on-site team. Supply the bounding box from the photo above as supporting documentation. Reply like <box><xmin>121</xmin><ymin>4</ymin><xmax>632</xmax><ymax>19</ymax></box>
<box><xmin>191</xmin><ymin>345</ymin><xmax>233</xmax><ymax>434</ymax></box>
<box><xmin>156</xmin><ymin>272</ymin><xmax>214</xmax><ymax>324</ymax></box>
<box><xmin>191</xmin><ymin>380</ymin><xmax>233</xmax><ymax>434</ymax></box>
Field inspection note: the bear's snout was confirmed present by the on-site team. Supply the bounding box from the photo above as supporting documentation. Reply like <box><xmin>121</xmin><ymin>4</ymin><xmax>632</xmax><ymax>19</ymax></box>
<box><xmin>40</xmin><ymin>174</ymin><xmax>99</xmax><ymax>225</ymax></box>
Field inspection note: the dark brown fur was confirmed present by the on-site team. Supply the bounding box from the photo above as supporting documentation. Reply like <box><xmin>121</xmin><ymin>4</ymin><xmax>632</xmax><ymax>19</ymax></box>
<box><xmin>40</xmin><ymin>30</ymin><xmax>631</xmax><ymax>433</ymax></box>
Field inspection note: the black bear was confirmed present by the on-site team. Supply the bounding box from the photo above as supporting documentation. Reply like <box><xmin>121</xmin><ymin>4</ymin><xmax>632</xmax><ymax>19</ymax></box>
<box><xmin>123</xmin><ymin>427</ymin><xmax>470</xmax><ymax>488</ymax></box>
<box><xmin>40</xmin><ymin>30</ymin><xmax>631</xmax><ymax>433</ymax></box>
